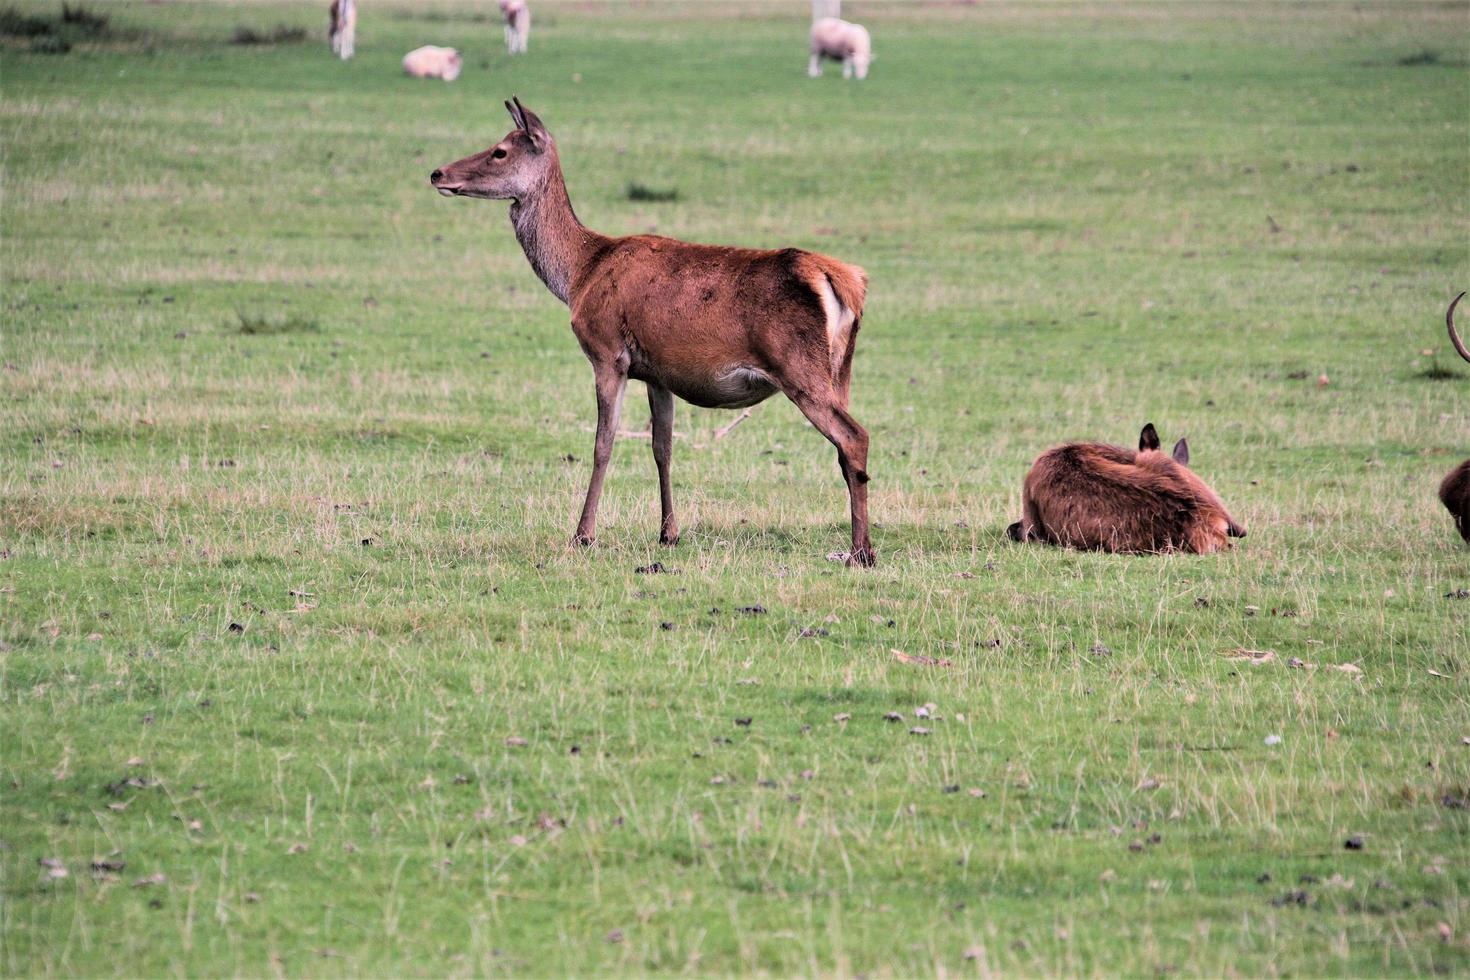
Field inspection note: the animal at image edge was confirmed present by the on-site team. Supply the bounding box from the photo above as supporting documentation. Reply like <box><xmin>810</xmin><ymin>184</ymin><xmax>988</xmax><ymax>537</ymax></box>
<box><xmin>1440</xmin><ymin>291</ymin><xmax>1469</xmax><ymax>543</ymax></box>
<box><xmin>430</xmin><ymin>99</ymin><xmax>877</xmax><ymax>566</ymax></box>
<box><xmin>1007</xmin><ymin>423</ymin><xmax>1246</xmax><ymax>554</ymax></box>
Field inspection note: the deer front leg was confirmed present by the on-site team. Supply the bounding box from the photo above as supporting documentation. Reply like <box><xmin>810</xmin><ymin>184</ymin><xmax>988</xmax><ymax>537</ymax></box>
<box><xmin>571</xmin><ymin>366</ymin><xmax>628</xmax><ymax>548</ymax></box>
<box><xmin>808</xmin><ymin>53</ymin><xmax>823</xmax><ymax>77</ymax></box>
<box><xmin>647</xmin><ymin>383</ymin><xmax>679</xmax><ymax>546</ymax></box>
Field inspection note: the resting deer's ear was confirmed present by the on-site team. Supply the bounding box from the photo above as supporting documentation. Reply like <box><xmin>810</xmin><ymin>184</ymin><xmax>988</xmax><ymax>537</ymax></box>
<box><xmin>1139</xmin><ymin>423</ymin><xmax>1161</xmax><ymax>452</ymax></box>
<box><xmin>512</xmin><ymin>97</ymin><xmax>549</xmax><ymax>151</ymax></box>
<box><xmin>1171</xmin><ymin>438</ymin><xmax>1190</xmax><ymax>465</ymax></box>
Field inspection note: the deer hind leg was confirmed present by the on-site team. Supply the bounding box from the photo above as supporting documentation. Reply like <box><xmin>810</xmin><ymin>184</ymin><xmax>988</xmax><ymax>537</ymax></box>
<box><xmin>784</xmin><ymin>387</ymin><xmax>874</xmax><ymax>567</ymax></box>
<box><xmin>647</xmin><ymin>383</ymin><xmax>679</xmax><ymax>546</ymax></box>
<box><xmin>572</xmin><ymin>367</ymin><xmax>628</xmax><ymax>548</ymax></box>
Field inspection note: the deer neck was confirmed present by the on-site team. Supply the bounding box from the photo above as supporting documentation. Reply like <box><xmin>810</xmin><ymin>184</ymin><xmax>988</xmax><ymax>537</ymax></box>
<box><xmin>509</xmin><ymin>159</ymin><xmax>597</xmax><ymax>306</ymax></box>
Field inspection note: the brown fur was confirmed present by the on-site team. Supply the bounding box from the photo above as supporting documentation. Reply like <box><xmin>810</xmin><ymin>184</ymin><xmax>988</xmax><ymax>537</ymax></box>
<box><xmin>1441</xmin><ymin>460</ymin><xmax>1470</xmax><ymax>544</ymax></box>
<box><xmin>1443</xmin><ymin>292</ymin><xmax>1469</xmax><ymax>543</ymax></box>
<box><xmin>1006</xmin><ymin>424</ymin><xmax>1245</xmax><ymax>554</ymax></box>
<box><xmin>430</xmin><ymin>99</ymin><xmax>875</xmax><ymax>565</ymax></box>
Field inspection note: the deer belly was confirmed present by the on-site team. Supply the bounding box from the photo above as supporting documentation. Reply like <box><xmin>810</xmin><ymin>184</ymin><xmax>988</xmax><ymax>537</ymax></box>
<box><xmin>672</xmin><ymin>365</ymin><xmax>778</xmax><ymax>410</ymax></box>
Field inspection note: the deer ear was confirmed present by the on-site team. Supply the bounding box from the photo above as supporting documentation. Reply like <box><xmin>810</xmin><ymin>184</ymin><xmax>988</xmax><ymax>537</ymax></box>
<box><xmin>512</xmin><ymin>97</ymin><xmax>549</xmax><ymax>150</ymax></box>
<box><xmin>1139</xmin><ymin>423</ymin><xmax>1161</xmax><ymax>452</ymax></box>
<box><xmin>505</xmin><ymin>98</ymin><xmax>526</xmax><ymax>132</ymax></box>
<box><xmin>1171</xmin><ymin>438</ymin><xmax>1190</xmax><ymax>465</ymax></box>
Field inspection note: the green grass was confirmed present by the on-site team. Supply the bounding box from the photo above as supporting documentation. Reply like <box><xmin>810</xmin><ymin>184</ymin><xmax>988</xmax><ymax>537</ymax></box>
<box><xmin>2</xmin><ymin>1</ymin><xmax>1468</xmax><ymax>975</ymax></box>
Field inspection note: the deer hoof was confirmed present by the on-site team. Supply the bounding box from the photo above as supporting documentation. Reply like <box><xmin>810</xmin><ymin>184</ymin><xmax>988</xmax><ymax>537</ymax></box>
<box><xmin>569</xmin><ymin>533</ymin><xmax>595</xmax><ymax>549</ymax></box>
<box><xmin>659</xmin><ymin>531</ymin><xmax>680</xmax><ymax>547</ymax></box>
<box><xmin>846</xmin><ymin>547</ymin><xmax>876</xmax><ymax>568</ymax></box>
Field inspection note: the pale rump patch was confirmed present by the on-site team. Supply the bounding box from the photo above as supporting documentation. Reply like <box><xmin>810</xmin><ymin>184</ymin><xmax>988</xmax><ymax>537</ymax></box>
<box><xmin>815</xmin><ymin>275</ymin><xmax>855</xmax><ymax>379</ymax></box>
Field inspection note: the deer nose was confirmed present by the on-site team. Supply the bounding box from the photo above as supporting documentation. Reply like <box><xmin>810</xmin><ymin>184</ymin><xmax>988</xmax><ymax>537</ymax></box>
<box><xmin>429</xmin><ymin>169</ymin><xmax>444</xmax><ymax>184</ymax></box>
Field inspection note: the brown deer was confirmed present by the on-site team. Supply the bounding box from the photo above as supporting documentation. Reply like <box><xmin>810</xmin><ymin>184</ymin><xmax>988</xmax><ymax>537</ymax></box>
<box><xmin>1440</xmin><ymin>291</ymin><xmax>1469</xmax><ymax>543</ymax></box>
<box><xmin>1007</xmin><ymin>423</ymin><xmax>1246</xmax><ymax>554</ymax></box>
<box><xmin>429</xmin><ymin>99</ymin><xmax>876</xmax><ymax>565</ymax></box>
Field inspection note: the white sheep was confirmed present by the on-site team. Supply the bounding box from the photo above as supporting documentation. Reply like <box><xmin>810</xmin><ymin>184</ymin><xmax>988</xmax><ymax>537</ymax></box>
<box><xmin>809</xmin><ymin>17</ymin><xmax>871</xmax><ymax>80</ymax></box>
<box><xmin>328</xmin><ymin>0</ymin><xmax>355</xmax><ymax>60</ymax></box>
<box><xmin>499</xmin><ymin>0</ymin><xmax>530</xmax><ymax>55</ymax></box>
<box><xmin>402</xmin><ymin>46</ymin><xmax>463</xmax><ymax>81</ymax></box>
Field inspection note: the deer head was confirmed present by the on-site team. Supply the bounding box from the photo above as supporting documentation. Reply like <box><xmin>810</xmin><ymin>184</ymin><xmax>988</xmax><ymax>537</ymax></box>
<box><xmin>430</xmin><ymin>97</ymin><xmax>556</xmax><ymax>201</ymax></box>
<box><xmin>1137</xmin><ymin>422</ymin><xmax>1246</xmax><ymax>538</ymax></box>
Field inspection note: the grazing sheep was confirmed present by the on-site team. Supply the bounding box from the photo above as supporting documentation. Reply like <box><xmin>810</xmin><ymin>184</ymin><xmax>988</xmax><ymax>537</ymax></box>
<box><xmin>1007</xmin><ymin>423</ymin><xmax>1246</xmax><ymax>554</ymax></box>
<box><xmin>402</xmin><ymin>46</ymin><xmax>463</xmax><ymax>81</ymax></box>
<box><xmin>499</xmin><ymin>0</ymin><xmax>530</xmax><ymax>55</ymax></box>
<box><xmin>809</xmin><ymin>17</ymin><xmax>871</xmax><ymax>80</ymax></box>
<box><xmin>328</xmin><ymin>0</ymin><xmax>355</xmax><ymax>59</ymax></box>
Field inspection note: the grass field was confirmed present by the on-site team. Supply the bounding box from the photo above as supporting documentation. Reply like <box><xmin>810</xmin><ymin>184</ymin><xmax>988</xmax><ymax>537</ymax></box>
<box><xmin>3</xmin><ymin>0</ymin><xmax>1469</xmax><ymax>975</ymax></box>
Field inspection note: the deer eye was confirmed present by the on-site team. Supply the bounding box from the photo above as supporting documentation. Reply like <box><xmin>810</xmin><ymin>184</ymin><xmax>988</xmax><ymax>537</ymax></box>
<box><xmin>491</xmin><ymin>147</ymin><xmax>508</xmax><ymax>160</ymax></box>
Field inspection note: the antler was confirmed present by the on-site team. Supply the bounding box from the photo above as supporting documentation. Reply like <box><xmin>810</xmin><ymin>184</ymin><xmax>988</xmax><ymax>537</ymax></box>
<box><xmin>1448</xmin><ymin>291</ymin><xmax>1469</xmax><ymax>364</ymax></box>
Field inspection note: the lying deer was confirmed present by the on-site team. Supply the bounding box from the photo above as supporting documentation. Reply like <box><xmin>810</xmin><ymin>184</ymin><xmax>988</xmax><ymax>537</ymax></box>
<box><xmin>1440</xmin><ymin>291</ymin><xmax>1469</xmax><ymax>543</ymax></box>
<box><xmin>430</xmin><ymin>99</ymin><xmax>876</xmax><ymax>565</ymax></box>
<box><xmin>1007</xmin><ymin>423</ymin><xmax>1246</xmax><ymax>554</ymax></box>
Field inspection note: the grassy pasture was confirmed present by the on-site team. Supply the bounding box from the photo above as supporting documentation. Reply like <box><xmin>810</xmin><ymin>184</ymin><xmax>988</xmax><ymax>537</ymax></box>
<box><xmin>2</xmin><ymin>0</ymin><xmax>1468</xmax><ymax>975</ymax></box>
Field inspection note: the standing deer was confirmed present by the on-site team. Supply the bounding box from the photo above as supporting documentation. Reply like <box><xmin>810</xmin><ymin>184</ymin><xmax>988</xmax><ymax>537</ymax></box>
<box><xmin>1007</xmin><ymin>423</ymin><xmax>1246</xmax><ymax>554</ymax></box>
<box><xmin>429</xmin><ymin>99</ymin><xmax>876</xmax><ymax>565</ymax></box>
<box><xmin>328</xmin><ymin>0</ymin><xmax>355</xmax><ymax>59</ymax></box>
<box><xmin>1440</xmin><ymin>291</ymin><xmax>1469</xmax><ymax>543</ymax></box>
